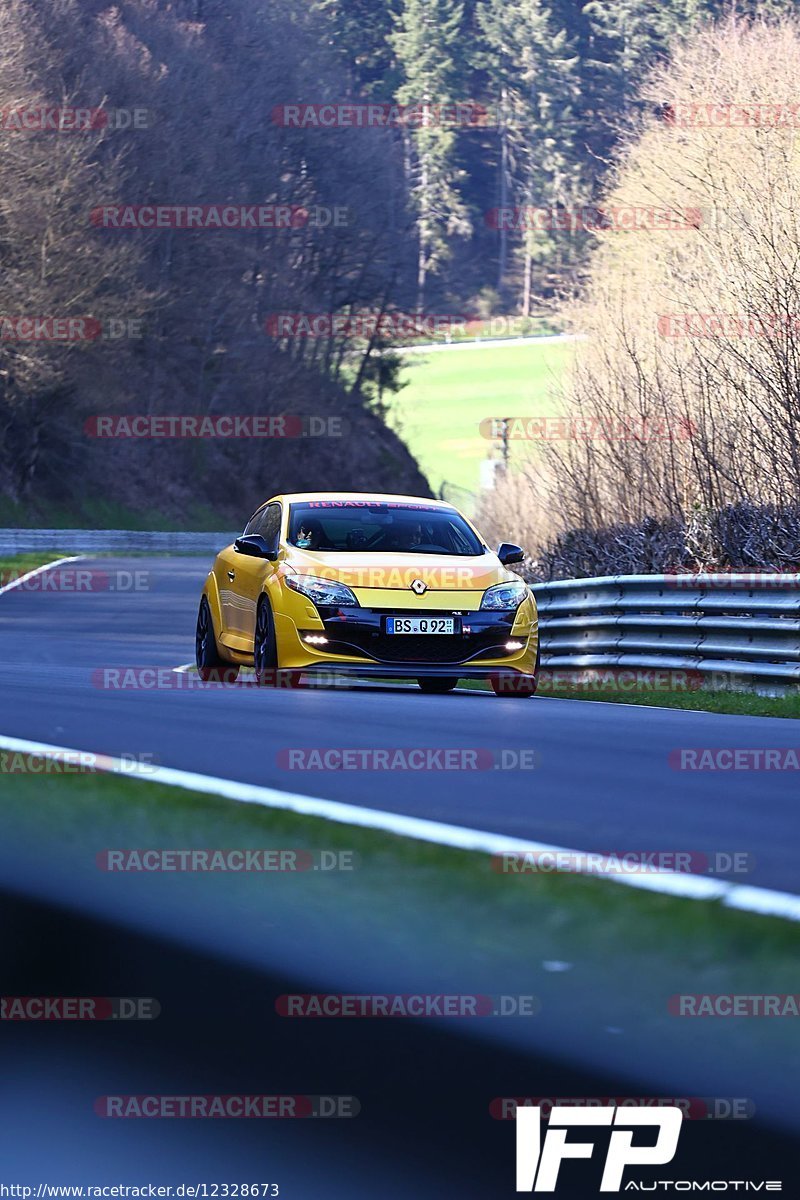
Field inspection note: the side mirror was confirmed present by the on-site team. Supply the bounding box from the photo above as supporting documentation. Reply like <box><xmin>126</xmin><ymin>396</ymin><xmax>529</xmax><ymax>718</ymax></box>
<box><xmin>497</xmin><ymin>542</ymin><xmax>525</xmax><ymax>566</ymax></box>
<box><xmin>234</xmin><ymin>534</ymin><xmax>279</xmax><ymax>561</ymax></box>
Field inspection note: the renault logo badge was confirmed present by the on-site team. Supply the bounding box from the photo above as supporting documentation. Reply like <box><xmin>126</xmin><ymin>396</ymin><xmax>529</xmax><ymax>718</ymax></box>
<box><xmin>410</xmin><ymin>579</ymin><xmax>427</xmax><ymax>595</ymax></box>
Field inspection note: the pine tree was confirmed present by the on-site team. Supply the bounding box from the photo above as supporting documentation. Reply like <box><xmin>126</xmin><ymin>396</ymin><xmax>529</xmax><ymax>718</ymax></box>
<box><xmin>582</xmin><ymin>0</ymin><xmax>705</xmax><ymax>135</ymax></box>
<box><xmin>309</xmin><ymin>0</ymin><xmax>401</xmax><ymax>96</ymax></box>
<box><xmin>477</xmin><ymin>0</ymin><xmax>581</xmax><ymax>308</ymax></box>
<box><xmin>389</xmin><ymin>0</ymin><xmax>471</xmax><ymax>309</ymax></box>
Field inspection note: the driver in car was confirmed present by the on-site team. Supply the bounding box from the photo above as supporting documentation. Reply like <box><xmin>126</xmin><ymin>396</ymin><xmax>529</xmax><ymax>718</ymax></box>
<box><xmin>294</xmin><ymin>521</ymin><xmax>323</xmax><ymax>550</ymax></box>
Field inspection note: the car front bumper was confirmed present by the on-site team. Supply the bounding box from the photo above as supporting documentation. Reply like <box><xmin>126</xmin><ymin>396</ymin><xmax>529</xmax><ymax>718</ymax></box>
<box><xmin>272</xmin><ymin>602</ymin><xmax>539</xmax><ymax>678</ymax></box>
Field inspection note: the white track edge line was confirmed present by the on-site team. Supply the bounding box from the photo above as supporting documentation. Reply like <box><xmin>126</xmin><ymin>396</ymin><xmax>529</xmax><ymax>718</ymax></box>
<box><xmin>1</xmin><ymin>731</ymin><xmax>798</xmax><ymax>923</ymax></box>
<box><xmin>399</xmin><ymin>333</ymin><xmax>584</xmax><ymax>354</ymax></box>
<box><xmin>0</xmin><ymin>555</ymin><xmax>85</xmax><ymax>597</ymax></box>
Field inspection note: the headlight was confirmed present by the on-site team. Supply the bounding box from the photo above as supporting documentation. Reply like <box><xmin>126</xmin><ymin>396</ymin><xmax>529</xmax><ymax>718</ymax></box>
<box><xmin>480</xmin><ymin>581</ymin><xmax>528</xmax><ymax>610</ymax></box>
<box><xmin>286</xmin><ymin>575</ymin><xmax>359</xmax><ymax>607</ymax></box>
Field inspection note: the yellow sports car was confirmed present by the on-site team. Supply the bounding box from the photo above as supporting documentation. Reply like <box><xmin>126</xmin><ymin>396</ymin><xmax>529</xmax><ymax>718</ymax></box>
<box><xmin>196</xmin><ymin>492</ymin><xmax>539</xmax><ymax>696</ymax></box>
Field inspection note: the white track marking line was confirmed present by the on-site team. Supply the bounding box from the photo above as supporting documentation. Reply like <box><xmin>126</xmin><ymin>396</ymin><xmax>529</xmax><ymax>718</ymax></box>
<box><xmin>399</xmin><ymin>333</ymin><xmax>583</xmax><ymax>354</ymax></box>
<box><xmin>0</xmin><ymin>555</ymin><xmax>85</xmax><ymax>598</ymax></box>
<box><xmin>0</xmin><ymin>731</ymin><xmax>798</xmax><ymax>923</ymax></box>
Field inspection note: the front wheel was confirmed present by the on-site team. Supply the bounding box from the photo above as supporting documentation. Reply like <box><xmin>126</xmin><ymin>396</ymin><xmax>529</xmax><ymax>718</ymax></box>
<box><xmin>417</xmin><ymin>677</ymin><xmax>459</xmax><ymax>694</ymax></box>
<box><xmin>196</xmin><ymin>597</ymin><xmax>239</xmax><ymax>683</ymax></box>
<box><xmin>253</xmin><ymin>599</ymin><xmax>303</xmax><ymax>687</ymax></box>
<box><xmin>254</xmin><ymin>597</ymin><xmax>278</xmax><ymax>686</ymax></box>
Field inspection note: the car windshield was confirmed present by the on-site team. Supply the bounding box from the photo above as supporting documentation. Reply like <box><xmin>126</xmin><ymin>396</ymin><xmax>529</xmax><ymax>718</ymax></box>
<box><xmin>287</xmin><ymin>501</ymin><xmax>484</xmax><ymax>555</ymax></box>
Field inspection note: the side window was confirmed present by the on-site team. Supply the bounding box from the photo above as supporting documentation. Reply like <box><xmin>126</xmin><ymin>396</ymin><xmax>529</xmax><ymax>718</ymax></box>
<box><xmin>253</xmin><ymin>503</ymin><xmax>282</xmax><ymax>543</ymax></box>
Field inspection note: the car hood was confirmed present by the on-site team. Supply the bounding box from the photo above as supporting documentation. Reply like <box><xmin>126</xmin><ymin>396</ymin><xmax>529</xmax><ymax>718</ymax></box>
<box><xmin>281</xmin><ymin>549</ymin><xmax>516</xmax><ymax>598</ymax></box>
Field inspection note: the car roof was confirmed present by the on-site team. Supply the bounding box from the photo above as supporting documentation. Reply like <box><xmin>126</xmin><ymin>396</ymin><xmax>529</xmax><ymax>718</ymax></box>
<box><xmin>262</xmin><ymin>492</ymin><xmax>456</xmax><ymax>508</ymax></box>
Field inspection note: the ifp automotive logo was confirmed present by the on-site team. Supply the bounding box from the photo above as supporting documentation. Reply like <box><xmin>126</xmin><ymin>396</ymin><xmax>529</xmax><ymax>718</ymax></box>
<box><xmin>514</xmin><ymin>1105</ymin><xmax>782</xmax><ymax>1192</ymax></box>
<box><xmin>516</xmin><ymin>1105</ymin><xmax>682</xmax><ymax>1192</ymax></box>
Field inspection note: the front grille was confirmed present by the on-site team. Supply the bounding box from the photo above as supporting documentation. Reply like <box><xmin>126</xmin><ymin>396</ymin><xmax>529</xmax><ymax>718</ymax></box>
<box><xmin>316</xmin><ymin>606</ymin><xmax>519</xmax><ymax>665</ymax></box>
<box><xmin>323</xmin><ymin>631</ymin><xmax>513</xmax><ymax>664</ymax></box>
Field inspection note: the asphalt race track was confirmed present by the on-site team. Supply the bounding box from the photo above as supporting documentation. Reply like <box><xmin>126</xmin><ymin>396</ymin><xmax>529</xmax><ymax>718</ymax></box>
<box><xmin>1</xmin><ymin>556</ymin><xmax>799</xmax><ymax>1193</ymax></box>
<box><xmin>0</xmin><ymin>556</ymin><xmax>796</xmax><ymax>893</ymax></box>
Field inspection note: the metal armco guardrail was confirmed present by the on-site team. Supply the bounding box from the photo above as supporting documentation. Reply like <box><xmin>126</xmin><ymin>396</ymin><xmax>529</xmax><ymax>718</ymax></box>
<box><xmin>0</xmin><ymin>529</ymin><xmax>233</xmax><ymax>555</ymax></box>
<box><xmin>532</xmin><ymin>573</ymin><xmax>800</xmax><ymax>688</ymax></box>
<box><xmin>2</xmin><ymin>535</ymin><xmax>798</xmax><ymax>688</ymax></box>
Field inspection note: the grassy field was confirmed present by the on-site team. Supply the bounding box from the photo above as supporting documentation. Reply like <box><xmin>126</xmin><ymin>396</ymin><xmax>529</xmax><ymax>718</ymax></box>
<box><xmin>387</xmin><ymin>338</ymin><xmax>574</xmax><ymax>501</ymax></box>
<box><xmin>413</xmin><ymin>315</ymin><xmax>560</xmax><ymax>342</ymax></box>
<box><xmin>0</xmin><ymin>340</ymin><xmax>572</xmax><ymax>525</ymax></box>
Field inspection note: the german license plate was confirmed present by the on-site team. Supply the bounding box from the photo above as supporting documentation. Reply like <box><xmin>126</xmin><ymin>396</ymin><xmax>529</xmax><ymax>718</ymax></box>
<box><xmin>386</xmin><ymin>617</ymin><xmax>456</xmax><ymax>635</ymax></box>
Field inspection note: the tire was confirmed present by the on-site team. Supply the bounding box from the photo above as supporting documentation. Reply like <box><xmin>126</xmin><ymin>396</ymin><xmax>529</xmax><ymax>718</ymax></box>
<box><xmin>254</xmin><ymin>597</ymin><xmax>302</xmax><ymax>687</ymax></box>
<box><xmin>417</xmin><ymin>677</ymin><xmax>459</xmax><ymax>694</ymax></box>
<box><xmin>195</xmin><ymin>597</ymin><xmax>239</xmax><ymax>683</ymax></box>
<box><xmin>254</xmin><ymin>596</ymin><xmax>278</xmax><ymax>686</ymax></box>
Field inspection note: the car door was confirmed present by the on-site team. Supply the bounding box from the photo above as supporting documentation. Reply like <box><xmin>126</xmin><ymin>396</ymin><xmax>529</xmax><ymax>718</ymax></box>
<box><xmin>215</xmin><ymin>504</ymin><xmax>268</xmax><ymax>645</ymax></box>
<box><xmin>214</xmin><ymin>539</ymin><xmax>249</xmax><ymax>645</ymax></box>
<box><xmin>230</xmin><ymin>502</ymin><xmax>283</xmax><ymax>643</ymax></box>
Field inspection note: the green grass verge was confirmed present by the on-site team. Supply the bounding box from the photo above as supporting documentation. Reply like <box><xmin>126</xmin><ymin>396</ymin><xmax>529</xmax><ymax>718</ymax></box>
<box><xmin>457</xmin><ymin>677</ymin><xmax>800</xmax><ymax>718</ymax></box>
<box><xmin>387</xmin><ymin>340</ymin><xmax>573</xmax><ymax>501</ymax></box>
<box><xmin>542</xmin><ymin>686</ymin><xmax>800</xmax><ymax>718</ymax></box>
<box><xmin>0</xmin><ymin>551</ymin><xmax>74</xmax><ymax>583</ymax></box>
<box><xmin>0</xmin><ymin>769</ymin><xmax>797</xmax><ymax>1062</ymax></box>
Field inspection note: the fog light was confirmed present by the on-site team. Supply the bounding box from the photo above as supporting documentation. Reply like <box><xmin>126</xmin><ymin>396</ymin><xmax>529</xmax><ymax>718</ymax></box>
<box><xmin>303</xmin><ymin>634</ymin><xmax>328</xmax><ymax>646</ymax></box>
<box><xmin>505</xmin><ymin>640</ymin><xmax>524</xmax><ymax>651</ymax></box>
